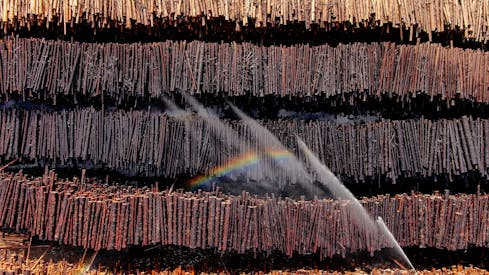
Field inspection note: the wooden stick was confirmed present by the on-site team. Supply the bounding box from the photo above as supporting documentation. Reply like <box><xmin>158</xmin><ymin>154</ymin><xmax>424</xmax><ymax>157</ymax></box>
<box><xmin>0</xmin><ymin>158</ymin><xmax>19</xmax><ymax>171</ymax></box>
<box><xmin>30</xmin><ymin>243</ymin><xmax>53</xmax><ymax>271</ymax></box>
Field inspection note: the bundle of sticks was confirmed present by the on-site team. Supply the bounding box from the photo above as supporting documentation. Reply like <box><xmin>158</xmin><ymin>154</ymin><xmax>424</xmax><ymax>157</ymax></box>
<box><xmin>1</xmin><ymin>108</ymin><xmax>488</xmax><ymax>183</ymax></box>
<box><xmin>0</xmin><ymin>170</ymin><xmax>489</xmax><ymax>258</ymax></box>
<box><xmin>0</xmin><ymin>37</ymin><xmax>488</xmax><ymax>105</ymax></box>
<box><xmin>0</xmin><ymin>0</ymin><xmax>488</xmax><ymax>41</ymax></box>
<box><xmin>0</xmin><ymin>250</ymin><xmax>91</xmax><ymax>275</ymax></box>
<box><xmin>0</xmin><ymin>233</ymin><xmax>27</xmax><ymax>249</ymax></box>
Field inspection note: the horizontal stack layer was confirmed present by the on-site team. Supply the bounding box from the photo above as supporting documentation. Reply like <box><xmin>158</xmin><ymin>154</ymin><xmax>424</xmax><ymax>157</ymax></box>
<box><xmin>1</xmin><ymin>108</ymin><xmax>488</xmax><ymax>182</ymax></box>
<box><xmin>0</xmin><ymin>0</ymin><xmax>488</xmax><ymax>41</ymax></box>
<box><xmin>1</xmin><ymin>251</ymin><xmax>488</xmax><ymax>275</ymax></box>
<box><xmin>1</xmin><ymin>38</ymin><xmax>489</xmax><ymax>105</ymax></box>
<box><xmin>1</xmin><ymin>171</ymin><xmax>489</xmax><ymax>257</ymax></box>
<box><xmin>2</xmin><ymin>252</ymin><xmax>488</xmax><ymax>275</ymax></box>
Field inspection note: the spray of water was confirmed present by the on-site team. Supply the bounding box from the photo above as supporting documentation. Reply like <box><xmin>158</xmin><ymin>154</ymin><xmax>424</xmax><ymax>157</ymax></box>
<box><xmin>162</xmin><ymin>96</ymin><xmax>219</xmax><ymax>173</ymax></box>
<box><xmin>377</xmin><ymin>217</ymin><xmax>416</xmax><ymax>271</ymax></box>
<box><xmin>162</xmin><ymin>96</ymin><xmax>190</xmax><ymax>117</ymax></box>
<box><xmin>296</xmin><ymin>137</ymin><xmax>376</xmax><ymax>226</ymax></box>
<box><xmin>296</xmin><ymin>136</ymin><xmax>416</xmax><ymax>271</ymax></box>
<box><xmin>179</xmin><ymin>93</ymin><xmax>247</xmax><ymax>153</ymax></box>
<box><xmin>166</xmin><ymin>96</ymin><xmax>415</xmax><ymax>269</ymax></box>
<box><xmin>228</xmin><ymin>101</ymin><xmax>325</xmax><ymax>198</ymax></box>
<box><xmin>164</xmin><ymin>94</ymin><xmax>284</xmax><ymax>193</ymax></box>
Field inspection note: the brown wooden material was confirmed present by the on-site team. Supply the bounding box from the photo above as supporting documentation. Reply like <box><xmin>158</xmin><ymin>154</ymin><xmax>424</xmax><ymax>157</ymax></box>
<box><xmin>0</xmin><ymin>170</ymin><xmax>488</xmax><ymax>258</ymax></box>
<box><xmin>0</xmin><ymin>38</ymin><xmax>488</xmax><ymax>105</ymax></box>
<box><xmin>2</xmin><ymin>109</ymin><xmax>487</xmax><ymax>184</ymax></box>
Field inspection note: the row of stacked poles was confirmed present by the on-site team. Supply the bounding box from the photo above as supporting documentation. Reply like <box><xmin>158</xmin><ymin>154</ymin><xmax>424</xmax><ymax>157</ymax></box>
<box><xmin>1</xmin><ymin>0</ymin><xmax>489</xmax><ymax>273</ymax></box>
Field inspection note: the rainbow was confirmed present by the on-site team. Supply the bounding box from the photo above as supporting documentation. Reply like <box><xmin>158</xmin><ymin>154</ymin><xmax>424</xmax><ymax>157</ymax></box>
<box><xmin>188</xmin><ymin>148</ymin><xmax>294</xmax><ymax>189</ymax></box>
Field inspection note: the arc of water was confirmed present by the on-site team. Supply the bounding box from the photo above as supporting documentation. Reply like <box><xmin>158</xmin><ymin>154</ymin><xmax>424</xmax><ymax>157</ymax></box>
<box><xmin>296</xmin><ymin>136</ymin><xmax>415</xmax><ymax>271</ymax></box>
<box><xmin>162</xmin><ymin>95</ymin><xmax>190</xmax><ymax>117</ymax></box>
<box><xmin>179</xmin><ymin>92</ymin><xmax>249</xmax><ymax>154</ymax></box>
<box><xmin>296</xmin><ymin>136</ymin><xmax>376</xmax><ymax>227</ymax></box>
<box><xmin>227</xmin><ymin>101</ymin><xmax>323</xmax><ymax>198</ymax></box>
<box><xmin>377</xmin><ymin>217</ymin><xmax>416</xmax><ymax>272</ymax></box>
<box><xmin>166</xmin><ymin>94</ymin><xmax>277</xmax><ymax>190</ymax></box>
<box><xmin>180</xmin><ymin>93</ymin><xmax>272</xmax><ymax>182</ymax></box>
<box><xmin>163</xmin><ymin>96</ymin><xmax>215</xmax><ymax>173</ymax></box>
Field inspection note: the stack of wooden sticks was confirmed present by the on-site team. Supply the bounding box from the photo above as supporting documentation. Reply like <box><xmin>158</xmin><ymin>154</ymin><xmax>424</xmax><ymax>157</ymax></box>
<box><xmin>1</xmin><ymin>250</ymin><xmax>489</xmax><ymax>275</ymax></box>
<box><xmin>1</xmin><ymin>108</ymin><xmax>488</xmax><ymax>183</ymax></box>
<box><xmin>0</xmin><ymin>170</ymin><xmax>488</xmax><ymax>258</ymax></box>
<box><xmin>0</xmin><ymin>0</ymin><xmax>488</xmax><ymax>41</ymax></box>
<box><xmin>0</xmin><ymin>37</ymin><xmax>488</xmax><ymax>105</ymax></box>
<box><xmin>0</xmin><ymin>250</ymin><xmax>88</xmax><ymax>275</ymax></box>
